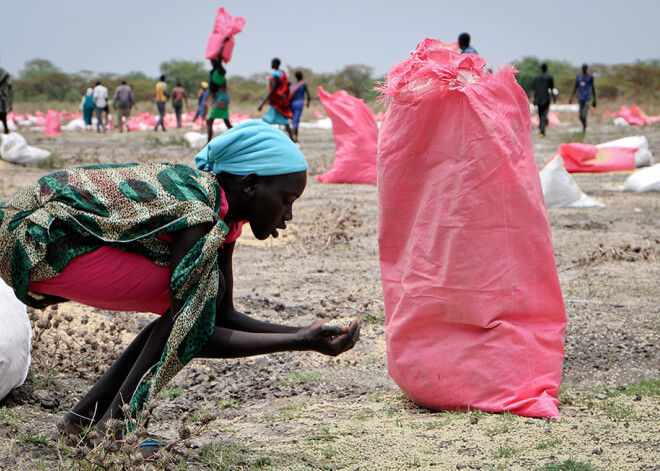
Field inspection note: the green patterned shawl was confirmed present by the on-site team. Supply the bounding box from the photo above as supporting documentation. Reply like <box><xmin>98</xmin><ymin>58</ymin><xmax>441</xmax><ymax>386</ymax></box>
<box><xmin>0</xmin><ymin>162</ymin><xmax>228</xmax><ymax>425</ymax></box>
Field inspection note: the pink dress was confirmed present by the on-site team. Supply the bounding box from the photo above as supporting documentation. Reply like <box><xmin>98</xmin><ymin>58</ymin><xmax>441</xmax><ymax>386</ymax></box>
<box><xmin>29</xmin><ymin>187</ymin><xmax>244</xmax><ymax>315</ymax></box>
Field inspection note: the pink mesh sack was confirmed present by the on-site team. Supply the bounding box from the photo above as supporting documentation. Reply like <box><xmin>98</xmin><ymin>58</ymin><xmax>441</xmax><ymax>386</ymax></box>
<box><xmin>378</xmin><ymin>40</ymin><xmax>566</xmax><ymax>417</ymax></box>
<box><xmin>205</xmin><ymin>8</ymin><xmax>245</xmax><ymax>62</ymax></box>
<box><xmin>316</xmin><ymin>87</ymin><xmax>378</xmax><ymax>184</ymax></box>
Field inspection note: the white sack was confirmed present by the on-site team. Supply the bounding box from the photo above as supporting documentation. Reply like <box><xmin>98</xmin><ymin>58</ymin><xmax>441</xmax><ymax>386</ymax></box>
<box><xmin>183</xmin><ymin>131</ymin><xmax>208</xmax><ymax>148</ymax></box>
<box><xmin>62</xmin><ymin>118</ymin><xmax>86</xmax><ymax>131</ymax></box>
<box><xmin>540</xmin><ymin>155</ymin><xmax>605</xmax><ymax>208</ymax></box>
<box><xmin>0</xmin><ymin>278</ymin><xmax>32</xmax><ymax>400</ymax></box>
<box><xmin>622</xmin><ymin>162</ymin><xmax>660</xmax><ymax>193</ymax></box>
<box><xmin>549</xmin><ymin>104</ymin><xmax>579</xmax><ymax>113</ymax></box>
<box><xmin>299</xmin><ymin>117</ymin><xmax>333</xmax><ymax>130</ymax></box>
<box><xmin>0</xmin><ymin>133</ymin><xmax>51</xmax><ymax>165</ymax></box>
<box><xmin>596</xmin><ymin>135</ymin><xmax>654</xmax><ymax>168</ymax></box>
<box><xmin>614</xmin><ymin>117</ymin><xmax>630</xmax><ymax>126</ymax></box>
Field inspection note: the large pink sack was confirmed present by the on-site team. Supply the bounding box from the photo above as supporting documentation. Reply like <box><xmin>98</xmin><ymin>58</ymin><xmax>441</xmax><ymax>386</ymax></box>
<box><xmin>316</xmin><ymin>87</ymin><xmax>378</xmax><ymax>184</ymax></box>
<box><xmin>378</xmin><ymin>40</ymin><xmax>566</xmax><ymax>417</ymax></box>
<box><xmin>558</xmin><ymin>143</ymin><xmax>635</xmax><ymax>173</ymax></box>
<box><xmin>205</xmin><ymin>7</ymin><xmax>246</xmax><ymax>62</ymax></box>
<box><xmin>44</xmin><ymin>110</ymin><xmax>61</xmax><ymax>136</ymax></box>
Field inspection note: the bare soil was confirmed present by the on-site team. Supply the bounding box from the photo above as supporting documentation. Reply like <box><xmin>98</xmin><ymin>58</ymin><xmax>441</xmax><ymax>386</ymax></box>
<box><xmin>0</xmin><ymin>118</ymin><xmax>658</xmax><ymax>470</ymax></box>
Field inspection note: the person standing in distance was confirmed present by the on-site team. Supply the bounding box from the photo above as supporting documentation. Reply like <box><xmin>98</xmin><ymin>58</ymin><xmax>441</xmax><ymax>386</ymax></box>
<box><xmin>0</xmin><ymin>59</ymin><xmax>13</xmax><ymax>134</ymax></box>
<box><xmin>154</xmin><ymin>75</ymin><xmax>169</xmax><ymax>132</ymax></box>
<box><xmin>532</xmin><ymin>63</ymin><xmax>556</xmax><ymax>138</ymax></box>
<box><xmin>171</xmin><ymin>82</ymin><xmax>188</xmax><ymax>129</ymax></box>
<box><xmin>93</xmin><ymin>81</ymin><xmax>109</xmax><ymax>133</ymax></box>
<box><xmin>458</xmin><ymin>32</ymin><xmax>478</xmax><ymax>55</ymax></box>
<box><xmin>569</xmin><ymin>64</ymin><xmax>597</xmax><ymax>132</ymax></box>
<box><xmin>114</xmin><ymin>80</ymin><xmax>134</xmax><ymax>133</ymax></box>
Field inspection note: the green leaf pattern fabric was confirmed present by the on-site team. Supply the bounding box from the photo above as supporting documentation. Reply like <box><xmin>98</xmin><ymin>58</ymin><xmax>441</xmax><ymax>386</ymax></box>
<box><xmin>0</xmin><ymin>162</ymin><xmax>228</xmax><ymax>426</ymax></box>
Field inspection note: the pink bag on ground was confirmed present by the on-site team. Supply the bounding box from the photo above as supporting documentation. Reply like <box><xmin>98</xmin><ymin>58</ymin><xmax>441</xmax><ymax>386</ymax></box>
<box><xmin>44</xmin><ymin>110</ymin><xmax>61</xmax><ymax>136</ymax></box>
<box><xmin>558</xmin><ymin>143</ymin><xmax>635</xmax><ymax>173</ymax></box>
<box><xmin>378</xmin><ymin>40</ymin><xmax>566</xmax><ymax>417</ymax></box>
<box><xmin>531</xmin><ymin>111</ymin><xmax>562</xmax><ymax>127</ymax></box>
<box><xmin>316</xmin><ymin>87</ymin><xmax>378</xmax><ymax>184</ymax></box>
<box><xmin>205</xmin><ymin>7</ymin><xmax>246</xmax><ymax>62</ymax></box>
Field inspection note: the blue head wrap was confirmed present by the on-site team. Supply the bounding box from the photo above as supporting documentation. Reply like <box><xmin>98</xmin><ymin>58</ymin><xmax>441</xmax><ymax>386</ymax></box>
<box><xmin>195</xmin><ymin>120</ymin><xmax>308</xmax><ymax>176</ymax></box>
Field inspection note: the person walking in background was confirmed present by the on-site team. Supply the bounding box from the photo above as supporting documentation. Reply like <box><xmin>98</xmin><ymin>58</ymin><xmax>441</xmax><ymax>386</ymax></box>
<box><xmin>207</xmin><ymin>37</ymin><xmax>233</xmax><ymax>142</ymax></box>
<box><xmin>171</xmin><ymin>82</ymin><xmax>188</xmax><ymax>129</ymax></box>
<box><xmin>289</xmin><ymin>71</ymin><xmax>310</xmax><ymax>143</ymax></box>
<box><xmin>192</xmin><ymin>81</ymin><xmax>210</xmax><ymax>125</ymax></box>
<box><xmin>154</xmin><ymin>75</ymin><xmax>168</xmax><ymax>132</ymax></box>
<box><xmin>258</xmin><ymin>57</ymin><xmax>293</xmax><ymax>140</ymax></box>
<box><xmin>458</xmin><ymin>32</ymin><xmax>478</xmax><ymax>55</ymax></box>
<box><xmin>569</xmin><ymin>64</ymin><xmax>597</xmax><ymax>132</ymax></box>
<box><xmin>79</xmin><ymin>88</ymin><xmax>95</xmax><ymax>130</ymax></box>
<box><xmin>0</xmin><ymin>62</ymin><xmax>14</xmax><ymax>134</ymax></box>
<box><xmin>92</xmin><ymin>81</ymin><xmax>109</xmax><ymax>133</ymax></box>
<box><xmin>532</xmin><ymin>63</ymin><xmax>556</xmax><ymax>138</ymax></box>
<box><xmin>113</xmin><ymin>80</ymin><xmax>134</xmax><ymax>133</ymax></box>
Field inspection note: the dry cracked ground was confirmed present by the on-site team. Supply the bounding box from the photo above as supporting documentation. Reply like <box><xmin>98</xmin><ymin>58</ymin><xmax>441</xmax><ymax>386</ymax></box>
<box><xmin>0</xmin><ymin>116</ymin><xmax>658</xmax><ymax>471</ymax></box>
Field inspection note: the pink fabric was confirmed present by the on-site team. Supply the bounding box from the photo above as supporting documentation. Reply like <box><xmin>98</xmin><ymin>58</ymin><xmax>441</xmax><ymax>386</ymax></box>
<box><xmin>44</xmin><ymin>110</ymin><xmax>62</xmax><ymax>136</ymax></box>
<box><xmin>204</xmin><ymin>7</ymin><xmax>246</xmax><ymax>62</ymax></box>
<box><xmin>316</xmin><ymin>87</ymin><xmax>378</xmax><ymax>184</ymax></box>
<box><xmin>414</xmin><ymin>38</ymin><xmax>459</xmax><ymax>54</ymax></box>
<box><xmin>378</xmin><ymin>40</ymin><xmax>566</xmax><ymax>418</ymax></box>
<box><xmin>30</xmin><ymin>247</ymin><xmax>171</xmax><ymax>314</ymax></box>
<box><xmin>29</xmin><ymin>186</ymin><xmax>245</xmax><ymax>314</ymax></box>
<box><xmin>558</xmin><ymin>143</ymin><xmax>635</xmax><ymax>173</ymax></box>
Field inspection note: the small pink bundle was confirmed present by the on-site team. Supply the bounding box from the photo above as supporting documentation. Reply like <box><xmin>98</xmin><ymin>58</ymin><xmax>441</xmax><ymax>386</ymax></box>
<box><xmin>44</xmin><ymin>110</ymin><xmax>61</xmax><ymax>136</ymax></box>
<box><xmin>316</xmin><ymin>87</ymin><xmax>378</xmax><ymax>184</ymax></box>
<box><xmin>378</xmin><ymin>39</ymin><xmax>566</xmax><ymax>418</ymax></box>
<box><xmin>205</xmin><ymin>7</ymin><xmax>246</xmax><ymax>62</ymax></box>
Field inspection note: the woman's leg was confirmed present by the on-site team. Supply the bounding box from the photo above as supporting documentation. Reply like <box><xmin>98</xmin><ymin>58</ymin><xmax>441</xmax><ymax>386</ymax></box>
<box><xmin>284</xmin><ymin>124</ymin><xmax>293</xmax><ymax>140</ymax></box>
<box><xmin>223</xmin><ymin>118</ymin><xmax>232</xmax><ymax>130</ymax></box>
<box><xmin>95</xmin><ymin>107</ymin><xmax>103</xmax><ymax>133</ymax></box>
<box><xmin>207</xmin><ymin>118</ymin><xmax>214</xmax><ymax>142</ymax></box>
<box><xmin>61</xmin><ymin>317</ymin><xmax>161</xmax><ymax>434</ymax></box>
<box><xmin>94</xmin><ymin>311</ymin><xmax>175</xmax><ymax>434</ymax></box>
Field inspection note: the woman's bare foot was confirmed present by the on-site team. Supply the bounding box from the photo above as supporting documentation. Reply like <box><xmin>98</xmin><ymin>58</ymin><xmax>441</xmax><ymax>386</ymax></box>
<box><xmin>56</xmin><ymin>412</ymin><xmax>95</xmax><ymax>439</ymax></box>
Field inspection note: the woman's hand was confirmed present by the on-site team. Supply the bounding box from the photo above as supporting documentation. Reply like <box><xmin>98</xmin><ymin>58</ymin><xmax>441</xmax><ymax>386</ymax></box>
<box><xmin>297</xmin><ymin>318</ymin><xmax>362</xmax><ymax>356</ymax></box>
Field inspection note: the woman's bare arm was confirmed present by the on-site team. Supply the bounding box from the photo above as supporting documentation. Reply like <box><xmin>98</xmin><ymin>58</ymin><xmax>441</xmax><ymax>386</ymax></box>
<box><xmin>215</xmin><ymin>241</ymin><xmax>302</xmax><ymax>333</ymax></box>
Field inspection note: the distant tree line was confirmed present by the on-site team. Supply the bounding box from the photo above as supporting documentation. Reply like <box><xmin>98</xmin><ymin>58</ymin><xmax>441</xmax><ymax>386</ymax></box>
<box><xmin>12</xmin><ymin>58</ymin><xmax>382</xmax><ymax>104</ymax></box>
<box><xmin>12</xmin><ymin>56</ymin><xmax>660</xmax><ymax>106</ymax></box>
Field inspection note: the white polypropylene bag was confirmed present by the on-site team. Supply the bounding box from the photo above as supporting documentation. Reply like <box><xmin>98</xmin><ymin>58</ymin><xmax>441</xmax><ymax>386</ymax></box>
<box><xmin>62</xmin><ymin>118</ymin><xmax>86</xmax><ymax>131</ymax></box>
<box><xmin>0</xmin><ymin>278</ymin><xmax>32</xmax><ymax>400</ymax></box>
<box><xmin>596</xmin><ymin>135</ymin><xmax>653</xmax><ymax>168</ymax></box>
<box><xmin>541</xmin><ymin>155</ymin><xmax>605</xmax><ymax>208</ymax></box>
<box><xmin>622</xmin><ymin>162</ymin><xmax>660</xmax><ymax>192</ymax></box>
<box><xmin>0</xmin><ymin>133</ymin><xmax>51</xmax><ymax>164</ymax></box>
<box><xmin>300</xmin><ymin>118</ymin><xmax>333</xmax><ymax>130</ymax></box>
<box><xmin>183</xmin><ymin>131</ymin><xmax>208</xmax><ymax>149</ymax></box>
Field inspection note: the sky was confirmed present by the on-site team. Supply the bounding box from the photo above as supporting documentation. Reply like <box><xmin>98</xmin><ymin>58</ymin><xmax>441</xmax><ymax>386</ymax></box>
<box><xmin>1</xmin><ymin>0</ymin><xmax>659</xmax><ymax>79</ymax></box>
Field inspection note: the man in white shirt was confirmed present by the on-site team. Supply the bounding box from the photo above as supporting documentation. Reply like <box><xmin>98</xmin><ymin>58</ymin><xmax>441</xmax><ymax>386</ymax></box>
<box><xmin>93</xmin><ymin>81</ymin><xmax>109</xmax><ymax>133</ymax></box>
